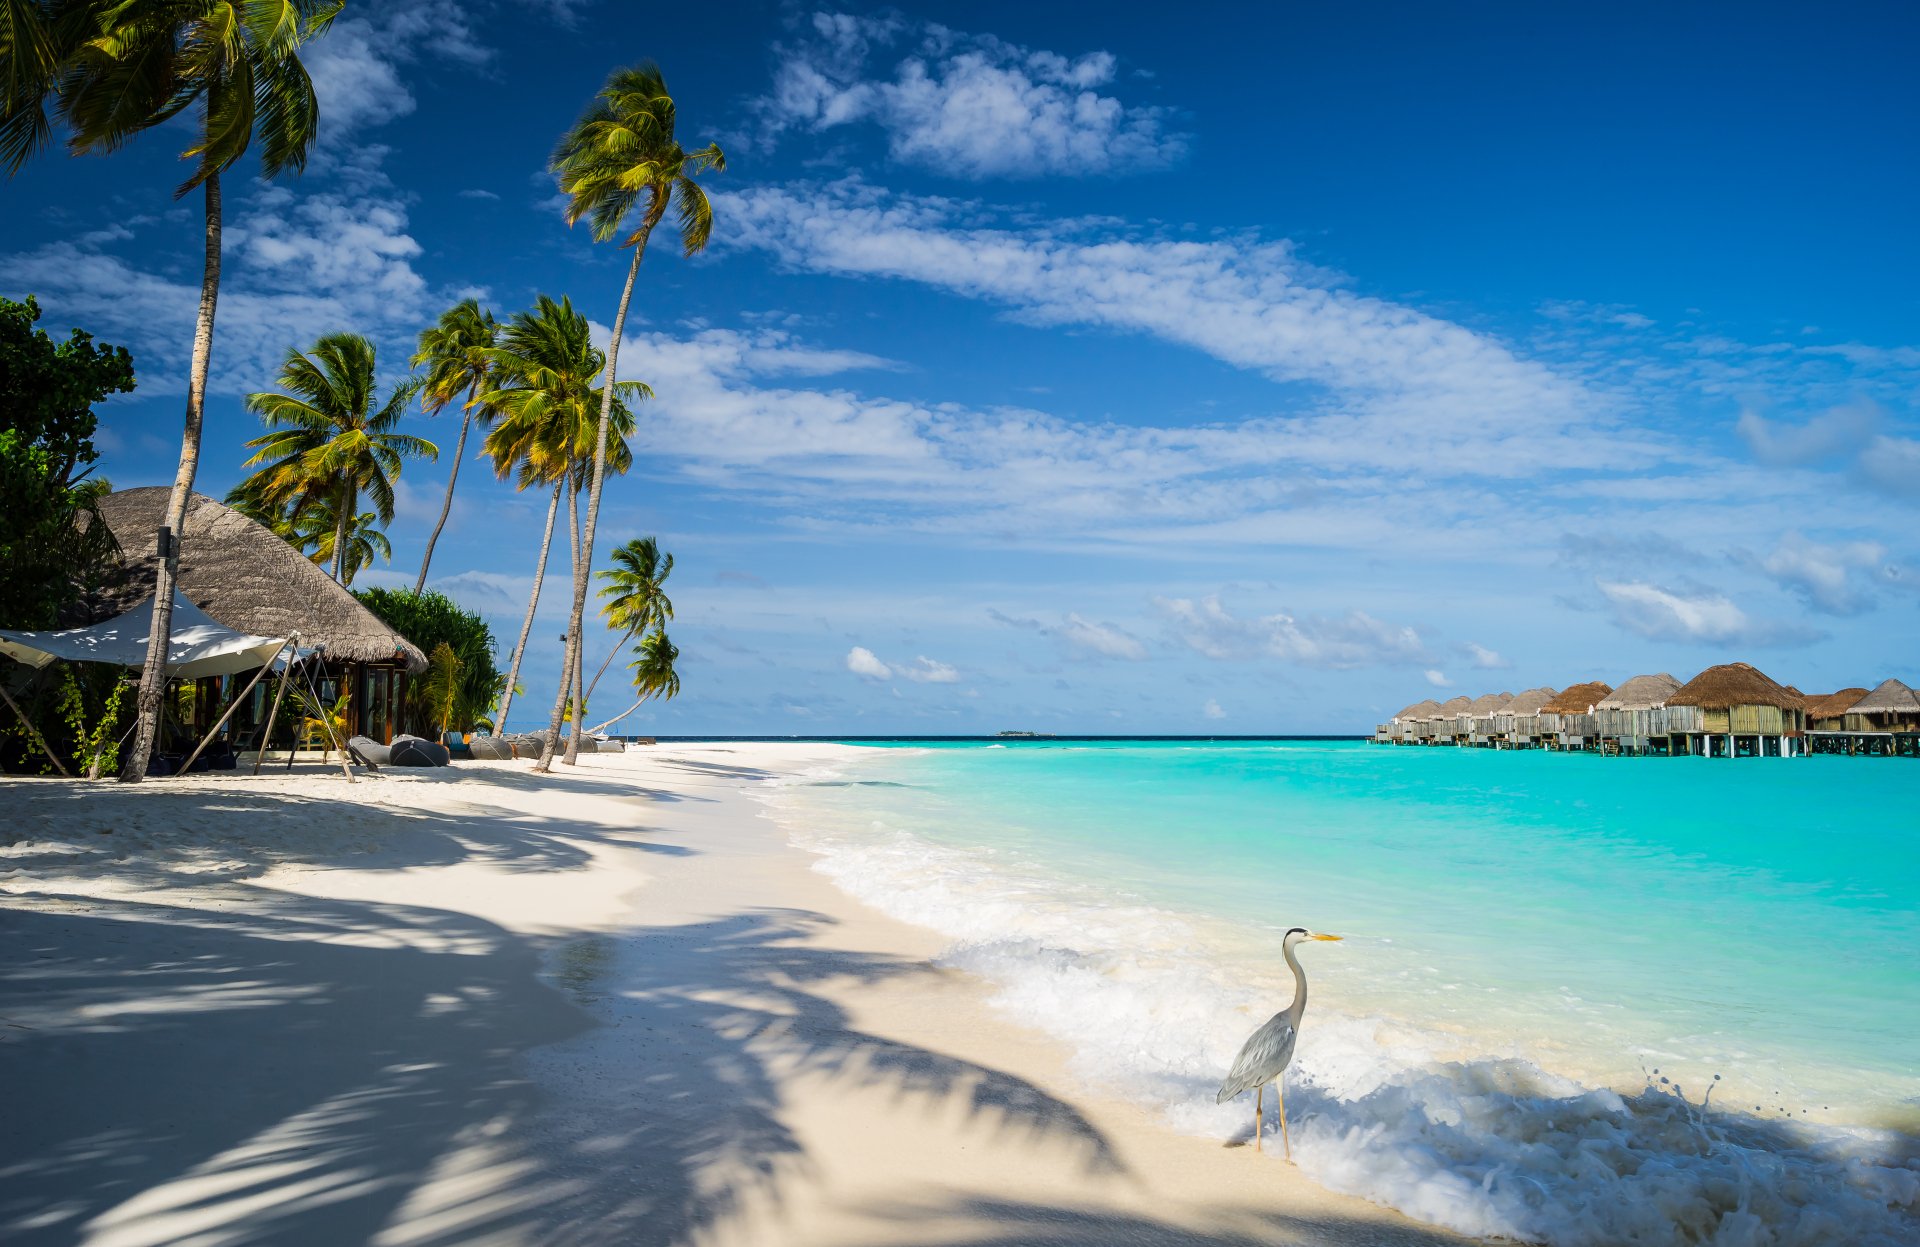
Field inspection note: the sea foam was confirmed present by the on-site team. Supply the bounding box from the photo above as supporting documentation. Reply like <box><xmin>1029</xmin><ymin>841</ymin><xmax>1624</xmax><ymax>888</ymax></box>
<box><xmin>759</xmin><ymin>769</ymin><xmax>1920</xmax><ymax>1247</ymax></box>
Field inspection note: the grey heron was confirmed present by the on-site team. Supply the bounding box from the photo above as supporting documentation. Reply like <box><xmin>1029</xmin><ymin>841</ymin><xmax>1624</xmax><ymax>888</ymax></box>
<box><xmin>1216</xmin><ymin>927</ymin><xmax>1341</xmax><ymax>1158</ymax></box>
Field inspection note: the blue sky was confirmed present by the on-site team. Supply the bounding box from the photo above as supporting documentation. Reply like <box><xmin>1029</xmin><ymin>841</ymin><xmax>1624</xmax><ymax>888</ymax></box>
<box><xmin>4</xmin><ymin>1</ymin><xmax>1917</xmax><ymax>734</ymax></box>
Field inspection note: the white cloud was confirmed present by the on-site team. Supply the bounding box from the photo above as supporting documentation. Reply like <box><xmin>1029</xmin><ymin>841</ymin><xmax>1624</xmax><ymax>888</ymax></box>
<box><xmin>1424</xmin><ymin>669</ymin><xmax>1452</xmax><ymax>688</ymax></box>
<box><xmin>1756</xmin><ymin>533</ymin><xmax>1887</xmax><ymax>615</ymax></box>
<box><xmin>1060</xmin><ymin>614</ymin><xmax>1148</xmax><ymax>661</ymax></box>
<box><xmin>760</xmin><ymin>14</ymin><xmax>1185</xmax><ymax>177</ymax></box>
<box><xmin>306</xmin><ymin>2</ymin><xmax>490</xmax><ymax>148</ymax></box>
<box><xmin>1857</xmin><ymin>435</ymin><xmax>1920</xmax><ymax>501</ymax></box>
<box><xmin>458</xmin><ymin>188</ymin><xmax>501</xmax><ymax>201</ymax></box>
<box><xmin>901</xmin><ymin>656</ymin><xmax>960</xmax><ymax>683</ymax></box>
<box><xmin>1156</xmin><ymin>594</ymin><xmax>1429</xmax><ymax>669</ymax></box>
<box><xmin>845</xmin><ymin>646</ymin><xmax>892</xmax><ymax>679</ymax></box>
<box><xmin>1203</xmin><ymin>698</ymin><xmax>1226</xmax><ymax>720</ymax></box>
<box><xmin>719</xmin><ymin>181</ymin><xmax>1628</xmax><ymax>474</ymax></box>
<box><xmin>1595</xmin><ymin>580</ymin><xmax>1814</xmax><ymax>646</ymax></box>
<box><xmin>1464</xmin><ymin>642</ymin><xmax>1509</xmax><ymax>669</ymax></box>
<box><xmin>1735</xmin><ymin>403</ymin><xmax>1878</xmax><ymax>467</ymax></box>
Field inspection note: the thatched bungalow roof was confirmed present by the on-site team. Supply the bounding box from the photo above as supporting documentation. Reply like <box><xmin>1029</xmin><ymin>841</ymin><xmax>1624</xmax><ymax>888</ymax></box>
<box><xmin>1666</xmin><ymin>663</ymin><xmax>1798</xmax><ymax>711</ymax></box>
<box><xmin>95</xmin><ymin>488</ymin><xmax>427</xmax><ymax>672</ymax></box>
<box><xmin>1543</xmin><ymin>681</ymin><xmax>1613</xmax><ymax>714</ymax></box>
<box><xmin>1848</xmin><ymin>678</ymin><xmax>1920</xmax><ymax>714</ymax></box>
<box><xmin>1394</xmin><ymin>699</ymin><xmax>1443</xmax><ymax>722</ymax></box>
<box><xmin>1596</xmin><ymin>673</ymin><xmax>1681</xmax><ymax>711</ymax></box>
<box><xmin>1503</xmin><ymin>687</ymin><xmax>1558</xmax><ymax>715</ymax></box>
<box><xmin>1434</xmin><ymin>695</ymin><xmax>1473</xmax><ymax>718</ymax></box>
<box><xmin>1803</xmin><ymin>688</ymin><xmax>1868</xmax><ymax>720</ymax></box>
<box><xmin>1465</xmin><ymin>692</ymin><xmax>1513</xmax><ymax>716</ymax></box>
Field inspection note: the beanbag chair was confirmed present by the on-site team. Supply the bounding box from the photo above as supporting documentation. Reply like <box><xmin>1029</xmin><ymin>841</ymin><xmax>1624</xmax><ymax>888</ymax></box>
<box><xmin>466</xmin><ymin>735</ymin><xmax>512</xmax><ymax>760</ymax></box>
<box><xmin>441</xmin><ymin>731</ymin><xmax>472</xmax><ymax>760</ymax></box>
<box><xmin>390</xmin><ymin>734</ymin><xmax>451</xmax><ymax>767</ymax></box>
<box><xmin>347</xmin><ymin>736</ymin><xmax>391</xmax><ymax>768</ymax></box>
<box><xmin>597</xmin><ymin>737</ymin><xmax>625</xmax><ymax>754</ymax></box>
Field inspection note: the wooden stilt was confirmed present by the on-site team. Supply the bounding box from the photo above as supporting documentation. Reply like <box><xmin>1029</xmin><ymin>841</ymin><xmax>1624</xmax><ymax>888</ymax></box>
<box><xmin>177</xmin><ymin>639</ymin><xmax>290</xmax><ymax>777</ymax></box>
<box><xmin>252</xmin><ymin>645</ymin><xmax>297</xmax><ymax>775</ymax></box>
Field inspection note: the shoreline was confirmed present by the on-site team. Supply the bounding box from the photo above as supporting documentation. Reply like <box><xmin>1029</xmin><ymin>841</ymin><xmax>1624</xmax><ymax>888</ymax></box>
<box><xmin>0</xmin><ymin>743</ymin><xmax>1470</xmax><ymax>1247</ymax></box>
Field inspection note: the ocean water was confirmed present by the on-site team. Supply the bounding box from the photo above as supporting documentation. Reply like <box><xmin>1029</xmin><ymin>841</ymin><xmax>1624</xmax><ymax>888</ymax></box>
<box><xmin>757</xmin><ymin>740</ymin><xmax>1920</xmax><ymax>1246</ymax></box>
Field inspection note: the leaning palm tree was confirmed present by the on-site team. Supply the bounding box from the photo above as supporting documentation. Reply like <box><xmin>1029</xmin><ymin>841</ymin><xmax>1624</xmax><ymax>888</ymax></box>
<box><xmin>3</xmin><ymin>0</ymin><xmax>342</xmax><ymax>780</ymax></box>
<box><xmin>479</xmin><ymin>296</ymin><xmax>642</xmax><ymax>734</ymax></box>
<box><xmin>236</xmin><ymin>333</ymin><xmax>433</xmax><ymax>583</ymax></box>
<box><xmin>409</xmin><ymin>299</ymin><xmax>500</xmax><ymax>593</ymax></box>
<box><xmin>586</xmin><ymin>628</ymin><xmax>680</xmax><ymax>736</ymax></box>
<box><xmin>544</xmin><ymin>62</ymin><xmax>722</xmax><ymax>768</ymax></box>
<box><xmin>586</xmin><ymin>536</ymin><xmax>674</xmax><ymax>706</ymax></box>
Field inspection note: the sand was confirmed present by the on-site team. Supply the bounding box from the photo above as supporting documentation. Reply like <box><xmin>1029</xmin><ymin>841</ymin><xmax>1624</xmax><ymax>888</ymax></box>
<box><xmin>0</xmin><ymin>743</ymin><xmax>1476</xmax><ymax>1247</ymax></box>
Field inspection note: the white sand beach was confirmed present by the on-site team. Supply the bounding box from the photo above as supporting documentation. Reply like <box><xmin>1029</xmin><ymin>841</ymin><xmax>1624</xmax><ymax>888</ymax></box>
<box><xmin>0</xmin><ymin>743</ymin><xmax>1474</xmax><ymax>1247</ymax></box>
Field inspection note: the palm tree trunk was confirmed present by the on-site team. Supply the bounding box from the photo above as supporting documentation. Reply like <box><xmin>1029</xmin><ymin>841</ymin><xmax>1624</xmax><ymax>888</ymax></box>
<box><xmin>332</xmin><ymin>483</ymin><xmax>351</xmax><ymax>583</ymax></box>
<box><xmin>413</xmin><ymin>397</ymin><xmax>474</xmax><ymax>594</ymax></box>
<box><xmin>125</xmin><ymin>173</ymin><xmax>221</xmax><ymax>783</ymax></box>
<box><xmin>546</xmin><ymin>242</ymin><xmax>649</xmax><ymax>771</ymax></box>
<box><xmin>495</xmin><ymin>482</ymin><xmax>561</xmax><ymax>734</ymax></box>
<box><xmin>586</xmin><ymin>695</ymin><xmax>646</xmax><ymax>736</ymax></box>
<box><xmin>584</xmin><ymin>626</ymin><xmax>637</xmax><ymax>706</ymax></box>
<box><xmin>570</xmin><ymin>637</ymin><xmax>585</xmax><ymax>753</ymax></box>
<box><xmin>535</xmin><ymin>478</ymin><xmax>583</xmax><ymax>773</ymax></box>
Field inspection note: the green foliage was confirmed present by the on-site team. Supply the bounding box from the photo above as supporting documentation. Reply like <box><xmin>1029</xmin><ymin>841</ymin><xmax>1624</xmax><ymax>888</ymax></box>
<box><xmin>628</xmin><ymin>628</ymin><xmax>681</xmax><ymax>704</ymax></box>
<box><xmin>229</xmin><ymin>488</ymin><xmax>391</xmax><ymax>585</ymax></box>
<box><xmin>2</xmin><ymin>0</ymin><xmax>343</xmax><ymax>191</ymax></box>
<box><xmin>480</xmin><ymin>295</ymin><xmax>644</xmax><ymax>490</ymax></box>
<box><xmin>230</xmin><ymin>332</ymin><xmax>431</xmax><ymax>582</ymax></box>
<box><xmin>552</xmin><ymin>62</ymin><xmax>726</xmax><ymax>255</ymax></box>
<box><xmin>0</xmin><ymin>295</ymin><xmax>134</xmax><ymax>628</ymax></box>
<box><xmin>354</xmin><ymin>588</ymin><xmax>507</xmax><ymax>734</ymax></box>
<box><xmin>57</xmin><ymin>668</ymin><xmax>130</xmax><ymax>778</ymax></box>
<box><xmin>598</xmin><ymin>536</ymin><xmax>674</xmax><ymax>634</ymax></box>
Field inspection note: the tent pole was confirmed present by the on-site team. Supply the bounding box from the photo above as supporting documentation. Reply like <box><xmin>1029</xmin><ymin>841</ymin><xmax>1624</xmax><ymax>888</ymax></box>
<box><xmin>299</xmin><ymin>661</ymin><xmax>357</xmax><ymax>784</ymax></box>
<box><xmin>0</xmin><ymin>680</ymin><xmax>71</xmax><ymax>777</ymax></box>
<box><xmin>176</xmin><ymin>639</ymin><xmax>293</xmax><ymax>778</ymax></box>
<box><xmin>253</xmin><ymin>643</ymin><xmax>298</xmax><ymax>776</ymax></box>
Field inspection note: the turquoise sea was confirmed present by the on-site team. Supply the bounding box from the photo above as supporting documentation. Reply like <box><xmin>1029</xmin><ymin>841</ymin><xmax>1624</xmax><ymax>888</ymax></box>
<box><xmin>758</xmin><ymin>740</ymin><xmax>1920</xmax><ymax>1246</ymax></box>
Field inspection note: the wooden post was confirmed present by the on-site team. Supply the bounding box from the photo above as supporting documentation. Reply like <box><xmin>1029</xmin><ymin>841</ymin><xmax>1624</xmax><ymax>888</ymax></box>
<box><xmin>252</xmin><ymin>642</ymin><xmax>298</xmax><ymax>776</ymax></box>
<box><xmin>176</xmin><ymin>639</ymin><xmax>292</xmax><ymax>777</ymax></box>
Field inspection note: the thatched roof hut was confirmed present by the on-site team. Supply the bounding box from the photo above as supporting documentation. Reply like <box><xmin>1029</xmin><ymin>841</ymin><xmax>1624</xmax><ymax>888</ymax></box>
<box><xmin>1466</xmin><ymin>692</ymin><xmax>1513</xmax><ymax>716</ymax></box>
<box><xmin>1595</xmin><ymin>673</ymin><xmax>1680</xmax><ymax>710</ymax></box>
<box><xmin>1802</xmin><ymin>688</ymin><xmax>1868</xmax><ymax>723</ymax></box>
<box><xmin>1666</xmin><ymin>663</ymin><xmax>1798</xmax><ymax>710</ymax></box>
<box><xmin>1502</xmin><ymin>687</ymin><xmax>1558</xmax><ymax>716</ymax></box>
<box><xmin>1847</xmin><ymin>678</ymin><xmax>1920</xmax><ymax>716</ymax></box>
<box><xmin>1543</xmin><ymin>681</ymin><xmax>1612</xmax><ymax>714</ymax></box>
<box><xmin>95</xmin><ymin>488</ymin><xmax>427</xmax><ymax>672</ymax></box>
<box><xmin>1394</xmin><ymin>698</ymin><xmax>1443</xmax><ymax>722</ymax></box>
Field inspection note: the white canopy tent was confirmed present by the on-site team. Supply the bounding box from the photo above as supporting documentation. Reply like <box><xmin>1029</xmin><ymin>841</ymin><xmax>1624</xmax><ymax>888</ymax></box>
<box><xmin>0</xmin><ymin>592</ymin><xmax>286</xmax><ymax>678</ymax></box>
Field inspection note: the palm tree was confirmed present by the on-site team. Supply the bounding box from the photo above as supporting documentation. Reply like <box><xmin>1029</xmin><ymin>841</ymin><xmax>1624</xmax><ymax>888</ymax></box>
<box><xmin>4</xmin><ymin>0</ymin><xmax>341</xmax><ymax>781</ymax></box>
<box><xmin>586</xmin><ymin>628</ymin><xmax>680</xmax><ymax>736</ymax></box>
<box><xmin>409</xmin><ymin>299</ymin><xmax>500</xmax><ymax>593</ymax></box>
<box><xmin>226</xmin><ymin>486</ymin><xmax>392</xmax><ymax>584</ymax></box>
<box><xmin>235</xmin><ymin>333</ymin><xmax>433</xmax><ymax>582</ymax></box>
<box><xmin>545</xmin><ymin>62</ymin><xmax>722</xmax><ymax>769</ymax></box>
<box><xmin>586</xmin><ymin>536</ymin><xmax>673</xmax><ymax>707</ymax></box>
<box><xmin>479</xmin><ymin>296</ymin><xmax>642</xmax><ymax>734</ymax></box>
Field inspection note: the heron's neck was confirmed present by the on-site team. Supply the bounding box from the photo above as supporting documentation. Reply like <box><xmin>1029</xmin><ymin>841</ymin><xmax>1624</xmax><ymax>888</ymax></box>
<box><xmin>1283</xmin><ymin>940</ymin><xmax>1308</xmax><ymax>1022</ymax></box>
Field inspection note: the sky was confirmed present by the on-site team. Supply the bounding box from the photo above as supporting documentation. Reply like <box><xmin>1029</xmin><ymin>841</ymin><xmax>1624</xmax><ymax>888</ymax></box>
<box><xmin>3</xmin><ymin>0</ymin><xmax>1918</xmax><ymax>735</ymax></box>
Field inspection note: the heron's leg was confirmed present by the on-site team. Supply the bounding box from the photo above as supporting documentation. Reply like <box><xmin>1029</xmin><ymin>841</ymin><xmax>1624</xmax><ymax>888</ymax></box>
<box><xmin>1254</xmin><ymin>1084</ymin><xmax>1262</xmax><ymax>1152</ymax></box>
<box><xmin>1278</xmin><ymin>1075</ymin><xmax>1291</xmax><ymax>1162</ymax></box>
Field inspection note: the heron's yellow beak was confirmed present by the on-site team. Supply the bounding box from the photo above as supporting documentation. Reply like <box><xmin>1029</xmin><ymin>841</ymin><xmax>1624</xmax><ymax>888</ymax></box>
<box><xmin>1311</xmin><ymin>933</ymin><xmax>1342</xmax><ymax>941</ymax></box>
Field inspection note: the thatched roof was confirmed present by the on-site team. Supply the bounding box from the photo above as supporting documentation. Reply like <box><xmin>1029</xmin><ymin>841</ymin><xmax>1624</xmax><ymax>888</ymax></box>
<box><xmin>95</xmin><ymin>488</ymin><xmax>427</xmax><ymax>672</ymax></box>
<box><xmin>1465</xmin><ymin>692</ymin><xmax>1513</xmax><ymax>716</ymax></box>
<box><xmin>1666</xmin><ymin>663</ymin><xmax>1798</xmax><ymax>711</ymax></box>
<box><xmin>1848</xmin><ymin>678</ymin><xmax>1920</xmax><ymax>715</ymax></box>
<box><xmin>1803</xmin><ymin>688</ymin><xmax>1869</xmax><ymax>720</ymax></box>
<box><xmin>1596</xmin><ymin>673</ymin><xmax>1680</xmax><ymax>711</ymax></box>
<box><xmin>1543</xmin><ymin>681</ymin><xmax>1612</xmax><ymax>714</ymax></box>
<box><xmin>1503</xmin><ymin>686</ymin><xmax>1557</xmax><ymax>715</ymax></box>
<box><xmin>1434</xmin><ymin>695</ymin><xmax>1472</xmax><ymax>717</ymax></box>
<box><xmin>1394</xmin><ymin>699</ymin><xmax>1443</xmax><ymax>722</ymax></box>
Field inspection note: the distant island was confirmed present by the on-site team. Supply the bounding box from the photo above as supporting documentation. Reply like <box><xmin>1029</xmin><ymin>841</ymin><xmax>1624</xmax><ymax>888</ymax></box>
<box><xmin>995</xmin><ymin>730</ymin><xmax>1054</xmax><ymax>738</ymax></box>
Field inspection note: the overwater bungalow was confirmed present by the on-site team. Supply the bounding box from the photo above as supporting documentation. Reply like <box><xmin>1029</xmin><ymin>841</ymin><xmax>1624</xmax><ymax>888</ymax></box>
<box><xmin>94</xmin><ymin>488</ymin><xmax>428</xmax><ymax>758</ymax></box>
<box><xmin>1464</xmin><ymin>692</ymin><xmax>1513</xmax><ymax>747</ymax></box>
<box><xmin>1835</xmin><ymin>679</ymin><xmax>1920</xmax><ymax>757</ymax></box>
<box><xmin>1593</xmin><ymin>673</ymin><xmax>1681</xmax><ymax>756</ymax></box>
<box><xmin>1539</xmin><ymin>681</ymin><xmax>1612</xmax><ymax>751</ymax></box>
<box><xmin>1492</xmin><ymin>686</ymin><xmax>1557</xmax><ymax>749</ymax></box>
<box><xmin>1804</xmin><ymin>688</ymin><xmax>1868</xmax><ymax>731</ymax></box>
<box><xmin>1381</xmin><ymin>698</ymin><xmax>1442</xmax><ymax>744</ymax></box>
<box><xmin>1430</xmin><ymin>695</ymin><xmax>1473</xmax><ymax>745</ymax></box>
<box><xmin>1663</xmin><ymin>662</ymin><xmax>1805</xmax><ymax>758</ymax></box>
